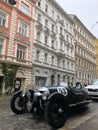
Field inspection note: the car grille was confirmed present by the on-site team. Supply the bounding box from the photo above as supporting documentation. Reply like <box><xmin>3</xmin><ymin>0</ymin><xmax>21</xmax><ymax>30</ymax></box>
<box><xmin>88</xmin><ymin>89</ymin><xmax>98</xmax><ymax>92</ymax></box>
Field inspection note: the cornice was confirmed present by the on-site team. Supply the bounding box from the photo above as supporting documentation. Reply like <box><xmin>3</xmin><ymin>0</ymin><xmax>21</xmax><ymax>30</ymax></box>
<box><xmin>0</xmin><ymin>30</ymin><xmax>9</xmax><ymax>38</ymax></box>
<box><xmin>48</xmin><ymin>0</ymin><xmax>74</xmax><ymax>24</ymax></box>
<box><xmin>71</xmin><ymin>14</ymin><xmax>96</xmax><ymax>39</ymax></box>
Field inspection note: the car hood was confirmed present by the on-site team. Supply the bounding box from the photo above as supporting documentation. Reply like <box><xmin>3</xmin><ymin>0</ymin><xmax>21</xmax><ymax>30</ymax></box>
<box><xmin>86</xmin><ymin>85</ymin><xmax>98</xmax><ymax>89</ymax></box>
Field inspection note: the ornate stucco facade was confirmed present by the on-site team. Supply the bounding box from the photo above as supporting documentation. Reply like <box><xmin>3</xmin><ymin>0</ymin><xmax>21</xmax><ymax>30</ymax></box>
<box><xmin>0</xmin><ymin>0</ymin><xmax>35</xmax><ymax>94</ymax></box>
<box><xmin>71</xmin><ymin>15</ymin><xmax>97</xmax><ymax>85</ymax></box>
<box><xmin>95</xmin><ymin>39</ymin><xmax>98</xmax><ymax>78</ymax></box>
<box><xmin>0</xmin><ymin>0</ymin><xmax>97</xmax><ymax>95</ymax></box>
<box><xmin>32</xmin><ymin>0</ymin><xmax>75</xmax><ymax>88</ymax></box>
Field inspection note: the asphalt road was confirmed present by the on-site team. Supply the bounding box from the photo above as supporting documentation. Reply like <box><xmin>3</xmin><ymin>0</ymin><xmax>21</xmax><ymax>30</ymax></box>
<box><xmin>0</xmin><ymin>95</ymin><xmax>98</xmax><ymax>130</ymax></box>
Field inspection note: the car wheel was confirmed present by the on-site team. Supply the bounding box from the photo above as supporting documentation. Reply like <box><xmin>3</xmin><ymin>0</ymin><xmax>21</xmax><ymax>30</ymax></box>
<box><xmin>45</xmin><ymin>93</ymin><xmax>68</xmax><ymax>129</ymax></box>
<box><xmin>10</xmin><ymin>91</ymin><xmax>27</xmax><ymax>114</ymax></box>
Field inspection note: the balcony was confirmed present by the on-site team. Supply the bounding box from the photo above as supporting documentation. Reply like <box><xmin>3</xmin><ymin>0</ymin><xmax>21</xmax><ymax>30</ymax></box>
<box><xmin>59</xmin><ymin>33</ymin><xmax>64</xmax><ymax>40</ymax></box>
<box><xmin>56</xmin><ymin>49</ymin><xmax>65</xmax><ymax>57</ymax></box>
<box><xmin>36</xmin><ymin>22</ymin><xmax>43</xmax><ymax>30</ymax></box>
<box><xmin>44</xmin><ymin>26</ymin><xmax>50</xmax><ymax>34</ymax></box>
<box><xmin>51</xmin><ymin>30</ymin><xmax>56</xmax><ymax>38</ymax></box>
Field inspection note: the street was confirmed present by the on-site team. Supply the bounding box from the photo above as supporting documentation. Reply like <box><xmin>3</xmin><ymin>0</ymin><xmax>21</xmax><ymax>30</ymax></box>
<box><xmin>0</xmin><ymin>95</ymin><xmax>98</xmax><ymax>130</ymax></box>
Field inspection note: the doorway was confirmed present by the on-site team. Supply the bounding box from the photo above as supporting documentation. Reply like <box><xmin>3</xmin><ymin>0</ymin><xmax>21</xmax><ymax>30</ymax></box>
<box><xmin>0</xmin><ymin>77</ymin><xmax>3</xmax><ymax>95</ymax></box>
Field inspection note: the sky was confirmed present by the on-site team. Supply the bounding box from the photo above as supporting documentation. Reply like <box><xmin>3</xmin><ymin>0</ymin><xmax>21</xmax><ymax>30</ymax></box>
<box><xmin>55</xmin><ymin>0</ymin><xmax>98</xmax><ymax>38</ymax></box>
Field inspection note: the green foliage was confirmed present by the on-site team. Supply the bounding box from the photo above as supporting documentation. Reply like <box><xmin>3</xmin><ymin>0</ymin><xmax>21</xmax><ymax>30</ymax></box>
<box><xmin>1</xmin><ymin>63</ymin><xmax>19</xmax><ymax>88</ymax></box>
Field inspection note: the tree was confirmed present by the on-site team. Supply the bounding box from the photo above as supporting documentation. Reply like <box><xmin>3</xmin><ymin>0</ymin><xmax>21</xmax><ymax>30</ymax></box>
<box><xmin>1</xmin><ymin>63</ymin><xmax>19</xmax><ymax>92</ymax></box>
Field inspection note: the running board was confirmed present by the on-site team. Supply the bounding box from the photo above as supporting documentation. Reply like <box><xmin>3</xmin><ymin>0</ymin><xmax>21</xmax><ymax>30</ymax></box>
<box><xmin>68</xmin><ymin>100</ymin><xmax>92</xmax><ymax>107</ymax></box>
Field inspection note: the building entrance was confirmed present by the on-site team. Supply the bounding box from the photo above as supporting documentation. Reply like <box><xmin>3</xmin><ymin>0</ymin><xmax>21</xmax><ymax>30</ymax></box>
<box><xmin>0</xmin><ymin>77</ymin><xmax>3</xmax><ymax>95</ymax></box>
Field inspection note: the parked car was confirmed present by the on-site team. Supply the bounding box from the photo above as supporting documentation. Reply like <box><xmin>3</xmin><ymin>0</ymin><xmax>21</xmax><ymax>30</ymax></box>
<box><xmin>10</xmin><ymin>82</ymin><xmax>91</xmax><ymax>129</ymax></box>
<box><xmin>86</xmin><ymin>79</ymin><xmax>98</xmax><ymax>100</ymax></box>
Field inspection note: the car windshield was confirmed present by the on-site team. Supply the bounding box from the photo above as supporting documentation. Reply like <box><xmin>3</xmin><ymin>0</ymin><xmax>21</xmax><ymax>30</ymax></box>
<box><xmin>60</xmin><ymin>82</ymin><xmax>68</xmax><ymax>87</ymax></box>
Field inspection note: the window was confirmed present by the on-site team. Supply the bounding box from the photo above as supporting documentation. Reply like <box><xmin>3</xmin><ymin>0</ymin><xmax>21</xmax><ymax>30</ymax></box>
<box><xmin>66</xmin><ymin>35</ymin><xmax>69</xmax><ymax>42</ymax></box>
<box><xmin>60</xmin><ymin>27</ymin><xmax>62</xmax><ymax>34</ymax></box>
<box><xmin>57</xmin><ymin>58</ymin><xmax>60</xmax><ymax>67</ymax></box>
<box><xmin>52</xmin><ymin>10</ymin><xmax>54</xmax><ymax>18</ymax></box>
<box><xmin>37</xmin><ymin>0</ymin><xmax>41</xmax><ymax>7</ymax></box>
<box><xmin>36</xmin><ymin>31</ymin><xmax>40</xmax><ymax>41</ymax></box>
<box><xmin>20</xmin><ymin>2</ymin><xmax>29</xmax><ymax>15</ymax></box>
<box><xmin>70</xmin><ymin>26</ymin><xmax>72</xmax><ymax>33</ymax></box>
<box><xmin>45</xmin><ymin>19</ymin><xmax>48</xmax><ymax>26</ymax></box>
<box><xmin>17</xmin><ymin>45</ymin><xmax>26</xmax><ymax>60</ymax></box>
<box><xmin>67</xmin><ymin>48</ymin><xmax>69</xmax><ymax>54</ymax></box>
<box><xmin>66</xmin><ymin>23</ymin><xmax>68</xmax><ymax>30</ymax></box>
<box><xmin>44</xmin><ymin>53</ymin><xmax>48</xmax><ymax>63</ymax></box>
<box><xmin>56</xmin><ymin>26</ymin><xmax>58</xmax><ymax>32</ymax></box>
<box><xmin>51</xmin><ymin>55</ymin><xmax>54</xmax><ymax>65</ymax></box>
<box><xmin>63</xmin><ymin>75</ymin><xmax>65</xmax><ymax>82</ymax></box>
<box><xmin>63</xmin><ymin>60</ymin><xmax>65</xmax><ymax>68</ymax></box>
<box><xmin>44</xmin><ymin>35</ymin><xmax>48</xmax><ymax>45</ymax></box>
<box><xmin>51</xmin><ymin>39</ymin><xmax>55</xmax><ymax>49</ymax></box>
<box><xmin>70</xmin><ymin>38</ymin><xmax>72</xmax><ymax>44</ymax></box>
<box><xmin>52</xmin><ymin>24</ymin><xmax>54</xmax><ymax>31</ymax></box>
<box><xmin>37</xmin><ymin>13</ymin><xmax>41</xmax><ymax>22</ymax></box>
<box><xmin>0</xmin><ymin>38</ymin><xmax>4</xmax><ymax>54</ymax></box>
<box><xmin>19</xmin><ymin>21</ymin><xmax>28</xmax><ymax>36</ymax></box>
<box><xmin>36</xmin><ymin>50</ymin><xmax>40</xmax><ymax>61</ymax></box>
<box><xmin>79</xmin><ymin>72</ymin><xmax>81</xmax><ymax>78</ymax></box>
<box><xmin>45</xmin><ymin>4</ymin><xmax>48</xmax><ymax>13</ymax></box>
<box><xmin>57</xmin><ymin>15</ymin><xmax>59</xmax><ymax>20</ymax></box>
<box><xmin>0</xmin><ymin>11</ymin><xmax>6</xmax><ymax>27</ymax></box>
<box><xmin>67</xmin><ymin>61</ymin><xmax>69</xmax><ymax>68</ymax></box>
<box><xmin>60</xmin><ymin>41</ymin><xmax>63</xmax><ymax>50</ymax></box>
<box><xmin>35</xmin><ymin>76</ymin><xmax>47</xmax><ymax>87</ymax></box>
<box><xmin>71</xmin><ymin>63</ymin><xmax>73</xmax><ymax>70</ymax></box>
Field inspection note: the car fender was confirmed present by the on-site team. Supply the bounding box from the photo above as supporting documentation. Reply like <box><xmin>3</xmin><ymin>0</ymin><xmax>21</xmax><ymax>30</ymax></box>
<box><xmin>48</xmin><ymin>92</ymin><xmax>68</xmax><ymax>103</ymax></box>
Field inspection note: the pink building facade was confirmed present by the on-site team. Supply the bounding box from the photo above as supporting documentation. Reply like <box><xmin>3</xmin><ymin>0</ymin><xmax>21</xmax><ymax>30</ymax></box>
<box><xmin>0</xmin><ymin>0</ymin><xmax>35</xmax><ymax>94</ymax></box>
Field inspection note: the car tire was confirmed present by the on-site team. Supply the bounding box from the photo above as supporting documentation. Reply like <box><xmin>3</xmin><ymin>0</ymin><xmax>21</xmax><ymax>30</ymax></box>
<box><xmin>45</xmin><ymin>93</ymin><xmax>68</xmax><ymax>129</ymax></box>
<box><xmin>10</xmin><ymin>91</ymin><xmax>26</xmax><ymax>114</ymax></box>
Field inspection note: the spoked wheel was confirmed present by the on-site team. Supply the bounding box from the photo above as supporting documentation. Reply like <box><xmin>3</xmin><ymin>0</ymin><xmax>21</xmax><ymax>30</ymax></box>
<box><xmin>45</xmin><ymin>93</ymin><xmax>68</xmax><ymax>129</ymax></box>
<box><xmin>10</xmin><ymin>91</ymin><xmax>28</xmax><ymax>114</ymax></box>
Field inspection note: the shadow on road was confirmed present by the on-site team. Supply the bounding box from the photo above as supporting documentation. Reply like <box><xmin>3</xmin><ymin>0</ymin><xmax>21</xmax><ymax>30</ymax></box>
<box><xmin>68</xmin><ymin>106</ymin><xmax>90</xmax><ymax>118</ymax></box>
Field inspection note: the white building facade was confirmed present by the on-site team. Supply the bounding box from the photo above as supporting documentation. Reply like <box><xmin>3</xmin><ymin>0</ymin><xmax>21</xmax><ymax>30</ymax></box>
<box><xmin>71</xmin><ymin>15</ymin><xmax>97</xmax><ymax>85</ymax></box>
<box><xmin>32</xmin><ymin>0</ymin><xmax>75</xmax><ymax>87</ymax></box>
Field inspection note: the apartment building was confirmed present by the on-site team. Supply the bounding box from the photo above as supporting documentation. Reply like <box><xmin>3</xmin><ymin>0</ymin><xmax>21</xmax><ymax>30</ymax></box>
<box><xmin>95</xmin><ymin>39</ymin><xmax>98</xmax><ymax>78</ymax></box>
<box><xmin>0</xmin><ymin>0</ymin><xmax>35</xmax><ymax>94</ymax></box>
<box><xmin>71</xmin><ymin>15</ymin><xmax>97</xmax><ymax>85</ymax></box>
<box><xmin>32</xmin><ymin>0</ymin><xmax>75</xmax><ymax>88</ymax></box>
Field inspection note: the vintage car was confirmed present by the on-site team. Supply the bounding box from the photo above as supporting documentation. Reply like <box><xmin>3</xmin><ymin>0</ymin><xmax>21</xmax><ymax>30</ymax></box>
<box><xmin>10</xmin><ymin>82</ymin><xmax>91</xmax><ymax>129</ymax></box>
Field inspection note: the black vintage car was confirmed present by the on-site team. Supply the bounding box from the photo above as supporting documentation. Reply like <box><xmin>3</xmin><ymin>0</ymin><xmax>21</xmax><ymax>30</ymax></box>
<box><xmin>10</xmin><ymin>82</ymin><xmax>91</xmax><ymax>129</ymax></box>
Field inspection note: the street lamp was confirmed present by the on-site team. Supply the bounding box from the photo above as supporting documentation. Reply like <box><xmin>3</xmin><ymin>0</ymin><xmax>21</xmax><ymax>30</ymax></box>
<box><xmin>9</xmin><ymin>0</ymin><xmax>16</xmax><ymax>5</ymax></box>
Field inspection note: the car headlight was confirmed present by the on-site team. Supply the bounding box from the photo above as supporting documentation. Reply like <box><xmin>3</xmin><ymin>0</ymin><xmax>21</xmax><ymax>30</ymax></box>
<box><xmin>41</xmin><ymin>91</ymin><xmax>49</xmax><ymax>100</ymax></box>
